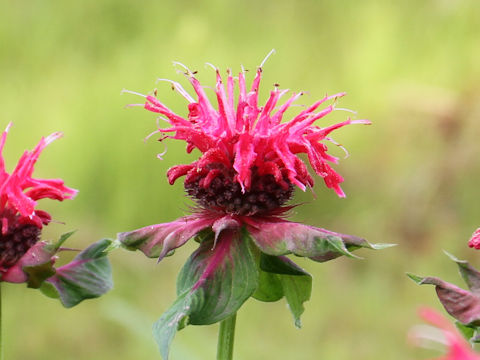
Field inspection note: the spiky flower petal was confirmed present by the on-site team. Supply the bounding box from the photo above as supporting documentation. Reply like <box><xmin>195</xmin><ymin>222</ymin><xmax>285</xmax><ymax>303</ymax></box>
<box><xmin>0</xmin><ymin>123</ymin><xmax>77</xmax><ymax>282</ymax></box>
<box><xmin>127</xmin><ymin>58</ymin><xmax>370</xmax><ymax>214</ymax></box>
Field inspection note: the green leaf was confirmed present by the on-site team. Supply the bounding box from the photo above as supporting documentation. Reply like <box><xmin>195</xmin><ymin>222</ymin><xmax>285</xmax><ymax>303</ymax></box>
<box><xmin>46</xmin><ymin>239</ymin><xmax>114</xmax><ymax>308</ymax></box>
<box><xmin>254</xmin><ymin>254</ymin><xmax>312</xmax><ymax>328</ymax></box>
<box><xmin>153</xmin><ymin>292</ymin><xmax>194</xmax><ymax>360</ymax></box>
<box><xmin>252</xmin><ymin>271</ymin><xmax>283</xmax><ymax>302</ymax></box>
<box><xmin>39</xmin><ymin>281</ymin><xmax>60</xmax><ymax>299</ymax></box>
<box><xmin>260</xmin><ymin>253</ymin><xmax>308</xmax><ymax>276</ymax></box>
<box><xmin>23</xmin><ymin>260</ymin><xmax>56</xmax><ymax>289</ymax></box>
<box><xmin>406</xmin><ymin>273</ymin><xmax>426</xmax><ymax>284</ymax></box>
<box><xmin>52</xmin><ymin>230</ymin><xmax>77</xmax><ymax>251</ymax></box>
<box><xmin>282</xmin><ymin>273</ymin><xmax>311</xmax><ymax>328</ymax></box>
<box><xmin>455</xmin><ymin>321</ymin><xmax>476</xmax><ymax>341</ymax></box>
<box><xmin>153</xmin><ymin>229</ymin><xmax>258</xmax><ymax>360</ymax></box>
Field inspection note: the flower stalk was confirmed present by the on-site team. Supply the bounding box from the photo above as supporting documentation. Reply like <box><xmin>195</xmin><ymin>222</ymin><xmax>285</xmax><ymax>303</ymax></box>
<box><xmin>217</xmin><ymin>313</ymin><xmax>237</xmax><ymax>360</ymax></box>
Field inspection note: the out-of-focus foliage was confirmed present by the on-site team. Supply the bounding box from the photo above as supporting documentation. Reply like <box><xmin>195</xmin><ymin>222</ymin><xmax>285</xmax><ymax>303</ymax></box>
<box><xmin>1</xmin><ymin>0</ymin><xmax>479</xmax><ymax>359</ymax></box>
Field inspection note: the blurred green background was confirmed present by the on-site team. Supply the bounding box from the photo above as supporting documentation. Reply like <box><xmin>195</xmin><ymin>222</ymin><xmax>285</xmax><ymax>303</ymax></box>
<box><xmin>1</xmin><ymin>0</ymin><xmax>480</xmax><ymax>359</ymax></box>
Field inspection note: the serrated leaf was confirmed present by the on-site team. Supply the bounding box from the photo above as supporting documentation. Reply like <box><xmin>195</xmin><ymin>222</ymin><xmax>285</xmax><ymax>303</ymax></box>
<box><xmin>46</xmin><ymin>239</ymin><xmax>113</xmax><ymax>308</ymax></box>
<box><xmin>153</xmin><ymin>229</ymin><xmax>258</xmax><ymax>360</ymax></box>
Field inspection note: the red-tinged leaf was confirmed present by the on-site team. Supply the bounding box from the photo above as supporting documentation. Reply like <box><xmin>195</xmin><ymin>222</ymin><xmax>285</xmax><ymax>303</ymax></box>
<box><xmin>153</xmin><ymin>229</ymin><xmax>258</xmax><ymax>360</ymax></box>
<box><xmin>118</xmin><ymin>215</ymin><xmax>216</xmax><ymax>260</ymax></box>
<box><xmin>245</xmin><ymin>218</ymin><xmax>390</xmax><ymax>262</ymax></box>
<box><xmin>408</xmin><ymin>273</ymin><xmax>480</xmax><ymax>326</ymax></box>
<box><xmin>444</xmin><ymin>252</ymin><xmax>480</xmax><ymax>294</ymax></box>
<box><xmin>46</xmin><ymin>239</ymin><xmax>113</xmax><ymax>308</ymax></box>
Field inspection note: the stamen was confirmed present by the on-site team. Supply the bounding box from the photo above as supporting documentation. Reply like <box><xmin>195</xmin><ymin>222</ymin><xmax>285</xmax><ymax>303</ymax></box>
<box><xmin>121</xmin><ymin>89</ymin><xmax>147</xmax><ymax>98</ymax></box>
<box><xmin>260</xmin><ymin>49</ymin><xmax>276</xmax><ymax>69</ymax></box>
<box><xmin>156</xmin><ymin>115</ymin><xmax>171</xmax><ymax>125</ymax></box>
<box><xmin>326</xmin><ymin>137</ymin><xmax>350</xmax><ymax>159</ymax></box>
<box><xmin>156</xmin><ymin>79</ymin><xmax>195</xmax><ymax>103</ymax></box>
<box><xmin>157</xmin><ymin>146</ymin><xmax>168</xmax><ymax>160</ymax></box>
<box><xmin>144</xmin><ymin>129</ymin><xmax>160</xmax><ymax>143</ymax></box>
<box><xmin>204</xmin><ymin>62</ymin><xmax>217</xmax><ymax>72</ymax></box>
<box><xmin>334</xmin><ymin>107</ymin><xmax>357</xmax><ymax>115</ymax></box>
<box><xmin>172</xmin><ymin>61</ymin><xmax>194</xmax><ymax>76</ymax></box>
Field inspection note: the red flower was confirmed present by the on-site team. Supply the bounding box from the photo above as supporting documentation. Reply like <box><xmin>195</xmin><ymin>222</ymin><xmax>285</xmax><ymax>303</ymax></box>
<box><xmin>0</xmin><ymin>123</ymin><xmax>77</xmax><ymax>283</ymax></box>
<box><xmin>411</xmin><ymin>307</ymin><xmax>480</xmax><ymax>360</ymax></box>
<box><xmin>121</xmin><ymin>56</ymin><xmax>384</xmax><ymax>358</ymax></box>
<box><xmin>125</xmin><ymin>54</ymin><xmax>370</xmax><ymax>207</ymax></box>
<box><xmin>468</xmin><ymin>228</ymin><xmax>480</xmax><ymax>249</ymax></box>
<box><xmin>121</xmin><ymin>55</ymin><xmax>375</xmax><ymax>261</ymax></box>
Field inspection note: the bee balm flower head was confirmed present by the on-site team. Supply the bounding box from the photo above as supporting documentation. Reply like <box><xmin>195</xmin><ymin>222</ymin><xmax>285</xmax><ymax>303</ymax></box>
<box><xmin>125</xmin><ymin>52</ymin><xmax>370</xmax><ymax>217</ymax></box>
<box><xmin>0</xmin><ymin>123</ymin><xmax>77</xmax><ymax>283</ymax></box>
<box><xmin>120</xmin><ymin>55</ymin><xmax>387</xmax><ymax>360</ymax></box>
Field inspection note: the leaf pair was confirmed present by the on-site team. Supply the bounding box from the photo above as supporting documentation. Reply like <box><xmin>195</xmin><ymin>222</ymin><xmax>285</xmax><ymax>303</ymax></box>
<box><xmin>22</xmin><ymin>232</ymin><xmax>114</xmax><ymax>308</ymax></box>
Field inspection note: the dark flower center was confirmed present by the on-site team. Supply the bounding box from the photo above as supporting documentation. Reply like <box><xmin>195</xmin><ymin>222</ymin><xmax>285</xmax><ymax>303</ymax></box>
<box><xmin>0</xmin><ymin>224</ymin><xmax>40</xmax><ymax>270</ymax></box>
<box><xmin>185</xmin><ymin>167</ymin><xmax>294</xmax><ymax>215</ymax></box>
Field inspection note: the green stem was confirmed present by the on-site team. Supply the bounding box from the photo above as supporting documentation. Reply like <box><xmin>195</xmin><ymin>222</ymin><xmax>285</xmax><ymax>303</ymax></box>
<box><xmin>217</xmin><ymin>313</ymin><xmax>237</xmax><ymax>360</ymax></box>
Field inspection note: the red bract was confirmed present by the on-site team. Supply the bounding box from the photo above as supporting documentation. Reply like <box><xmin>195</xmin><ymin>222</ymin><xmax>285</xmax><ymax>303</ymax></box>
<box><xmin>0</xmin><ymin>124</ymin><xmax>77</xmax><ymax>282</ymax></box>
<box><xmin>413</xmin><ymin>307</ymin><xmax>480</xmax><ymax>360</ymax></box>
